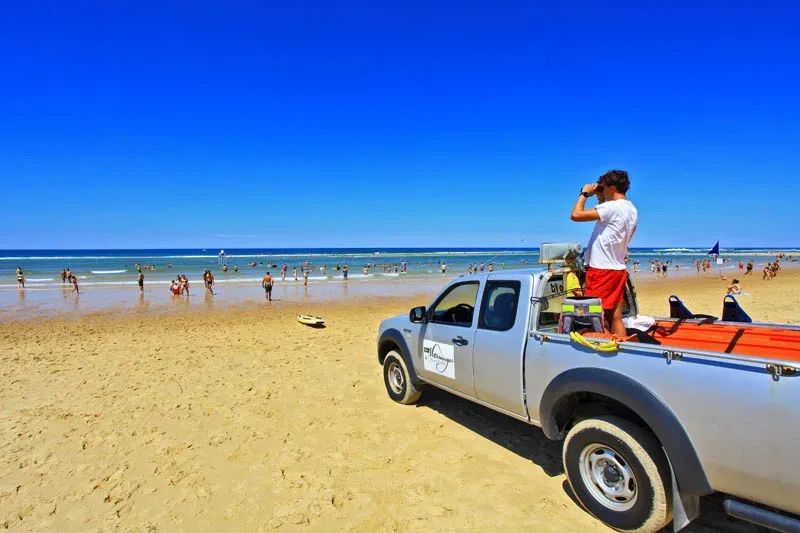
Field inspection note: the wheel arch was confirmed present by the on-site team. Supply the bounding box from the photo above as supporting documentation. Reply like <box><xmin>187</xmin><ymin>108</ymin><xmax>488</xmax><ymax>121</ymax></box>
<box><xmin>539</xmin><ymin>367</ymin><xmax>712</xmax><ymax>496</ymax></box>
<box><xmin>378</xmin><ymin>329</ymin><xmax>422</xmax><ymax>387</ymax></box>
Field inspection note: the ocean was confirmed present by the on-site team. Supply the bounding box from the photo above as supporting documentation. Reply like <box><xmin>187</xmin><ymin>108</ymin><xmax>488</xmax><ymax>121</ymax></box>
<box><xmin>2</xmin><ymin>247</ymin><xmax>797</xmax><ymax>290</ymax></box>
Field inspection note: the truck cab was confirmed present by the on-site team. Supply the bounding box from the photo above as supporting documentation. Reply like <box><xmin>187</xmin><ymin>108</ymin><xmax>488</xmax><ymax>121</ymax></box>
<box><xmin>380</xmin><ymin>266</ymin><xmax>637</xmax><ymax>420</ymax></box>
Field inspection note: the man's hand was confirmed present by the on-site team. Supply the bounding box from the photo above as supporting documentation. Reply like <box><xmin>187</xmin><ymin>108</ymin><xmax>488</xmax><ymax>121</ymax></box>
<box><xmin>581</xmin><ymin>183</ymin><xmax>599</xmax><ymax>196</ymax></box>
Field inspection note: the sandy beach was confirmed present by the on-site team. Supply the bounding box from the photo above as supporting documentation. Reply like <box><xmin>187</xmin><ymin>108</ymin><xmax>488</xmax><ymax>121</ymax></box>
<box><xmin>1</xmin><ymin>270</ymin><xmax>797</xmax><ymax>532</ymax></box>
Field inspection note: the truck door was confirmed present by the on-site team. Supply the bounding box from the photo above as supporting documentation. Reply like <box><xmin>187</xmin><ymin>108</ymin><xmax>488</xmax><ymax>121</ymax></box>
<box><xmin>419</xmin><ymin>280</ymin><xmax>480</xmax><ymax>397</ymax></box>
<box><xmin>472</xmin><ymin>278</ymin><xmax>528</xmax><ymax>417</ymax></box>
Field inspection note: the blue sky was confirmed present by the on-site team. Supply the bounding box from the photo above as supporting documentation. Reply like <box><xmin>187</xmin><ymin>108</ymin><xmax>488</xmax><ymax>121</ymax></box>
<box><xmin>1</xmin><ymin>1</ymin><xmax>797</xmax><ymax>249</ymax></box>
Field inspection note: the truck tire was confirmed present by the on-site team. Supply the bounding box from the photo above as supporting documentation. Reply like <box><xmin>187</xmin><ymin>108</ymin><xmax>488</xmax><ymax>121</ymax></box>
<box><xmin>383</xmin><ymin>350</ymin><xmax>422</xmax><ymax>405</ymax></box>
<box><xmin>563</xmin><ymin>415</ymin><xmax>673</xmax><ymax>533</ymax></box>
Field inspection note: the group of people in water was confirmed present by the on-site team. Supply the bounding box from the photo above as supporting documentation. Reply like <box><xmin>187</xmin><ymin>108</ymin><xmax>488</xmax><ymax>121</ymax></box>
<box><xmin>14</xmin><ymin>266</ymin><xmax>80</xmax><ymax>293</ymax></box>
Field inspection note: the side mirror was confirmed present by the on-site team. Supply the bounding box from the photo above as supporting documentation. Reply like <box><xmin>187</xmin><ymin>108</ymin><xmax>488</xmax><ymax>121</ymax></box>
<box><xmin>409</xmin><ymin>306</ymin><xmax>427</xmax><ymax>323</ymax></box>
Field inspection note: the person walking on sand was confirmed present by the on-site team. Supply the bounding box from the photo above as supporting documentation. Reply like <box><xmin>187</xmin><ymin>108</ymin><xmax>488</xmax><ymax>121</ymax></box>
<box><xmin>71</xmin><ymin>274</ymin><xmax>80</xmax><ymax>294</ymax></box>
<box><xmin>262</xmin><ymin>271</ymin><xmax>274</xmax><ymax>301</ymax></box>
<box><xmin>745</xmin><ymin>260</ymin><xmax>754</xmax><ymax>275</ymax></box>
<box><xmin>137</xmin><ymin>269</ymin><xmax>144</xmax><ymax>292</ymax></box>
<box><xmin>16</xmin><ymin>267</ymin><xmax>25</xmax><ymax>288</ymax></box>
<box><xmin>570</xmin><ymin>170</ymin><xmax>638</xmax><ymax>337</ymax></box>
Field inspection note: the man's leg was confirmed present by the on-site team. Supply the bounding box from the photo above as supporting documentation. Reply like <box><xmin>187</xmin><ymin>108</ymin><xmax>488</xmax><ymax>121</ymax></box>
<box><xmin>606</xmin><ymin>300</ymin><xmax>626</xmax><ymax>337</ymax></box>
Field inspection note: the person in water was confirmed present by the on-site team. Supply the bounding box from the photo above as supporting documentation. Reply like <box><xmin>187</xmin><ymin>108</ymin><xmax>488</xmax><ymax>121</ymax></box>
<box><xmin>71</xmin><ymin>274</ymin><xmax>80</xmax><ymax>294</ymax></box>
<box><xmin>262</xmin><ymin>271</ymin><xmax>274</xmax><ymax>301</ymax></box>
<box><xmin>138</xmin><ymin>270</ymin><xmax>144</xmax><ymax>292</ymax></box>
<box><xmin>570</xmin><ymin>170</ymin><xmax>638</xmax><ymax>336</ymax></box>
<box><xmin>16</xmin><ymin>267</ymin><xmax>24</xmax><ymax>289</ymax></box>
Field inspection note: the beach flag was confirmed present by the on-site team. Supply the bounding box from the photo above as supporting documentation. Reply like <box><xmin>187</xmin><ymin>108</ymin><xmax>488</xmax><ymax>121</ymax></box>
<box><xmin>708</xmin><ymin>241</ymin><xmax>720</xmax><ymax>255</ymax></box>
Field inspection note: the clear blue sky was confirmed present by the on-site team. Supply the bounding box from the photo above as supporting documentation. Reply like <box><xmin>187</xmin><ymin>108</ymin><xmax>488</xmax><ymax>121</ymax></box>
<box><xmin>1</xmin><ymin>1</ymin><xmax>797</xmax><ymax>249</ymax></box>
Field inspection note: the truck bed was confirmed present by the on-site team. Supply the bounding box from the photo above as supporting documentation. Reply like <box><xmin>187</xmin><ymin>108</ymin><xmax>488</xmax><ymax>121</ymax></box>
<box><xmin>650</xmin><ymin>320</ymin><xmax>800</xmax><ymax>362</ymax></box>
<box><xmin>583</xmin><ymin>320</ymin><xmax>800</xmax><ymax>362</ymax></box>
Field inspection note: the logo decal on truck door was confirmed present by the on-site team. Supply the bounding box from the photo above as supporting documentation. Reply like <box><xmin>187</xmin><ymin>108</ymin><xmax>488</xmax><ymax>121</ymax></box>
<box><xmin>423</xmin><ymin>340</ymin><xmax>456</xmax><ymax>379</ymax></box>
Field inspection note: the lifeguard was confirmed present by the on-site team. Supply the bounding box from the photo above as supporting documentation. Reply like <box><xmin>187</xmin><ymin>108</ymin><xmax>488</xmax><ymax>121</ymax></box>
<box><xmin>570</xmin><ymin>170</ymin><xmax>638</xmax><ymax>336</ymax></box>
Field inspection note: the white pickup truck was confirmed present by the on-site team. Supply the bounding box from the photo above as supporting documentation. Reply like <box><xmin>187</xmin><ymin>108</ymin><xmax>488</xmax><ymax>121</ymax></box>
<box><xmin>376</xmin><ymin>247</ymin><xmax>800</xmax><ymax>533</ymax></box>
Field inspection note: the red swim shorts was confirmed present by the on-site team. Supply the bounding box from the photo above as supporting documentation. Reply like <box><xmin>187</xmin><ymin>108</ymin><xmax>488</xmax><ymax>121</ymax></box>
<box><xmin>584</xmin><ymin>267</ymin><xmax>628</xmax><ymax>310</ymax></box>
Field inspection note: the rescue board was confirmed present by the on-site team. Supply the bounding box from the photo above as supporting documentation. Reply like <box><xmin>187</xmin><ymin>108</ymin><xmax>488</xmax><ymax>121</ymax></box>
<box><xmin>297</xmin><ymin>315</ymin><xmax>325</xmax><ymax>326</ymax></box>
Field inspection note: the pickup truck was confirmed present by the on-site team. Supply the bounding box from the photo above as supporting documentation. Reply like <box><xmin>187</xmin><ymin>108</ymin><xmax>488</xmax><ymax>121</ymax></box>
<box><xmin>376</xmin><ymin>253</ymin><xmax>800</xmax><ymax>533</ymax></box>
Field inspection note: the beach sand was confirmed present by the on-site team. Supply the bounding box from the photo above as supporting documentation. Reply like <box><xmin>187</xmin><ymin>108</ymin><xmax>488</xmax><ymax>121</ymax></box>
<box><xmin>1</xmin><ymin>270</ymin><xmax>796</xmax><ymax>532</ymax></box>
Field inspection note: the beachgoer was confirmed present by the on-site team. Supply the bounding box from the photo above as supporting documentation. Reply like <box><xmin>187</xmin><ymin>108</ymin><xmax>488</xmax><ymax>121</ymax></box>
<box><xmin>16</xmin><ymin>267</ymin><xmax>24</xmax><ymax>289</ymax></box>
<box><xmin>61</xmin><ymin>269</ymin><xmax>67</xmax><ymax>285</ymax></box>
<box><xmin>222</xmin><ymin>265</ymin><xmax>228</xmax><ymax>273</ymax></box>
<box><xmin>281</xmin><ymin>265</ymin><xmax>287</xmax><ymax>281</ymax></box>
<box><xmin>570</xmin><ymin>170</ymin><xmax>638</xmax><ymax>336</ymax></box>
<box><xmin>293</xmin><ymin>267</ymin><xmax>298</xmax><ymax>281</ymax></box>
<box><xmin>745</xmin><ymin>260</ymin><xmax>754</xmax><ymax>275</ymax></box>
<box><xmin>262</xmin><ymin>271</ymin><xmax>274</xmax><ymax>301</ymax></box>
<box><xmin>234</xmin><ymin>264</ymin><xmax>239</xmax><ymax>273</ymax></box>
<box><xmin>182</xmin><ymin>274</ymin><xmax>189</xmax><ymax>295</ymax></box>
<box><xmin>65</xmin><ymin>268</ymin><xmax>72</xmax><ymax>282</ymax></box>
<box><xmin>138</xmin><ymin>270</ymin><xmax>144</xmax><ymax>292</ymax></box>
<box><xmin>738</xmin><ymin>260</ymin><xmax>744</xmax><ymax>272</ymax></box>
<box><xmin>207</xmin><ymin>271</ymin><xmax>215</xmax><ymax>293</ymax></box>
<box><xmin>303</xmin><ymin>269</ymin><xmax>309</xmax><ymax>287</ymax></box>
<box><xmin>661</xmin><ymin>263</ymin><xmax>668</xmax><ymax>277</ymax></box>
<box><xmin>726</xmin><ymin>279</ymin><xmax>742</xmax><ymax>295</ymax></box>
<box><xmin>71</xmin><ymin>274</ymin><xmax>79</xmax><ymax>294</ymax></box>
<box><xmin>343</xmin><ymin>265</ymin><xmax>348</xmax><ymax>280</ymax></box>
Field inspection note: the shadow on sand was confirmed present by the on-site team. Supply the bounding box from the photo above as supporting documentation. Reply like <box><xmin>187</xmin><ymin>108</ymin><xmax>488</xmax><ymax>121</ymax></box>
<box><xmin>416</xmin><ymin>388</ymin><xmax>769</xmax><ymax>533</ymax></box>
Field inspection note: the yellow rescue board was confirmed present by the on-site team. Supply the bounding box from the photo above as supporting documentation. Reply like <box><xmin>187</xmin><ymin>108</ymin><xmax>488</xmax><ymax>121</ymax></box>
<box><xmin>297</xmin><ymin>315</ymin><xmax>325</xmax><ymax>326</ymax></box>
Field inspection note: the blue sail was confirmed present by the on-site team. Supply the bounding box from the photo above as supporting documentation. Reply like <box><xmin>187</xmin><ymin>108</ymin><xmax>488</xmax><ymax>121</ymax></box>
<box><xmin>708</xmin><ymin>241</ymin><xmax>720</xmax><ymax>255</ymax></box>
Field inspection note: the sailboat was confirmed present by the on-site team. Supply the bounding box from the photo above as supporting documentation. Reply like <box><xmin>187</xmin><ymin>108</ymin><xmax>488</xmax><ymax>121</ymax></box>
<box><xmin>708</xmin><ymin>241</ymin><xmax>720</xmax><ymax>256</ymax></box>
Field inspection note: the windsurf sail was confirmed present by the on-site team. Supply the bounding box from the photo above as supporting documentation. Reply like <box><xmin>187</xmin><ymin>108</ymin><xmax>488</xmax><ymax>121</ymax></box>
<box><xmin>707</xmin><ymin>241</ymin><xmax>720</xmax><ymax>255</ymax></box>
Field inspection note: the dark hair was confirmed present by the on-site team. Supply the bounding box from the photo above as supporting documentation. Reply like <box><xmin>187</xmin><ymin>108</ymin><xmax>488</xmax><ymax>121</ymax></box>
<box><xmin>598</xmin><ymin>170</ymin><xmax>630</xmax><ymax>194</ymax></box>
<box><xmin>733</xmin><ymin>279</ymin><xmax>740</xmax><ymax>283</ymax></box>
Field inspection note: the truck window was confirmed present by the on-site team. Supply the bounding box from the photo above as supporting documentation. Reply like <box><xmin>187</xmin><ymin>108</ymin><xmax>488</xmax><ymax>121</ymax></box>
<box><xmin>478</xmin><ymin>281</ymin><xmax>520</xmax><ymax>332</ymax></box>
<box><xmin>537</xmin><ymin>274</ymin><xmax>567</xmax><ymax>332</ymax></box>
<box><xmin>535</xmin><ymin>273</ymin><xmax>634</xmax><ymax>332</ymax></box>
<box><xmin>430</xmin><ymin>282</ymin><xmax>479</xmax><ymax>327</ymax></box>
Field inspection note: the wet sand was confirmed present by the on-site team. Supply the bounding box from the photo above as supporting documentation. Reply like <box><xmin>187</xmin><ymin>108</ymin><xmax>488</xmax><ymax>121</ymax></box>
<box><xmin>1</xmin><ymin>269</ymin><xmax>796</xmax><ymax>531</ymax></box>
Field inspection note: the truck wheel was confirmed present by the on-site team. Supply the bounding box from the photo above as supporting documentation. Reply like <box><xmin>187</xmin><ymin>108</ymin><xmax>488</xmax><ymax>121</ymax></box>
<box><xmin>563</xmin><ymin>415</ymin><xmax>673</xmax><ymax>533</ymax></box>
<box><xmin>383</xmin><ymin>350</ymin><xmax>421</xmax><ymax>405</ymax></box>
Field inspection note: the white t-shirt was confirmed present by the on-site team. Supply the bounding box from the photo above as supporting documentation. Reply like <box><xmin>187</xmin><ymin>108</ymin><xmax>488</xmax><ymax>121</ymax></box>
<box><xmin>585</xmin><ymin>199</ymin><xmax>638</xmax><ymax>270</ymax></box>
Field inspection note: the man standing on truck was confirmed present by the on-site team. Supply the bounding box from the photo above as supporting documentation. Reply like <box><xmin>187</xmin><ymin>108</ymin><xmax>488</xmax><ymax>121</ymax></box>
<box><xmin>570</xmin><ymin>170</ymin><xmax>638</xmax><ymax>336</ymax></box>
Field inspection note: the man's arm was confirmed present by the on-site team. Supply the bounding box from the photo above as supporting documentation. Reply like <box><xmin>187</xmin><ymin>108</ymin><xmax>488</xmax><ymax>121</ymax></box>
<box><xmin>570</xmin><ymin>184</ymin><xmax>601</xmax><ymax>222</ymax></box>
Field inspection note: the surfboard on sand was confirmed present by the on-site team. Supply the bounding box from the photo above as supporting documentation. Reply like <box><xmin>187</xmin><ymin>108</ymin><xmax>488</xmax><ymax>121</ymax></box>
<box><xmin>297</xmin><ymin>315</ymin><xmax>325</xmax><ymax>327</ymax></box>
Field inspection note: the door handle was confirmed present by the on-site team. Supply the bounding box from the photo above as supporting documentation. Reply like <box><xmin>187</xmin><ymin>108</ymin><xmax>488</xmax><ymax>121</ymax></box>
<box><xmin>452</xmin><ymin>336</ymin><xmax>468</xmax><ymax>346</ymax></box>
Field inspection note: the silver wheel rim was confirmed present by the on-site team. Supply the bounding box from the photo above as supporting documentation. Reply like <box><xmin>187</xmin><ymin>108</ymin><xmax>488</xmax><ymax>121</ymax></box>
<box><xmin>388</xmin><ymin>361</ymin><xmax>405</xmax><ymax>395</ymax></box>
<box><xmin>578</xmin><ymin>444</ymin><xmax>638</xmax><ymax>512</ymax></box>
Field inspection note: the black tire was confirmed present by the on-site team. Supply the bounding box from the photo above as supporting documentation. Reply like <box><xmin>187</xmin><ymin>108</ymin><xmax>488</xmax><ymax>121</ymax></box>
<box><xmin>382</xmin><ymin>350</ymin><xmax>422</xmax><ymax>405</ymax></box>
<box><xmin>563</xmin><ymin>415</ymin><xmax>673</xmax><ymax>533</ymax></box>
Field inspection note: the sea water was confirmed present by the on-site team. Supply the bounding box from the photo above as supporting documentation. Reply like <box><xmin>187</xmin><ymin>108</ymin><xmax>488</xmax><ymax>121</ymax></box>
<box><xmin>1</xmin><ymin>247</ymin><xmax>797</xmax><ymax>290</ymax></box>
